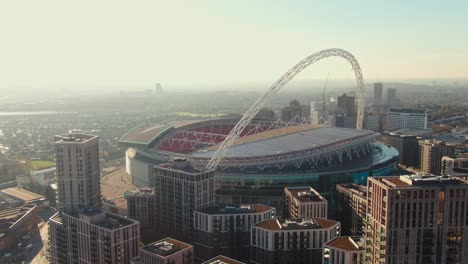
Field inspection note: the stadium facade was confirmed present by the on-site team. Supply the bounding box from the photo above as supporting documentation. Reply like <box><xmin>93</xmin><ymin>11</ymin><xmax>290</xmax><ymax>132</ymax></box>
<box><xmin>121</xmin><ymin>118</ymin><xmax>398</xmax><ymax>207</ymax></box>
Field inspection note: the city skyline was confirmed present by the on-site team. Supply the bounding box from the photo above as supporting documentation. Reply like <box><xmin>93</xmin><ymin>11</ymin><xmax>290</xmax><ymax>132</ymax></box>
<box><xmin>0</xmin><ymin>1</ymin><xmax>467</xmax><ymax>91</ymax></box>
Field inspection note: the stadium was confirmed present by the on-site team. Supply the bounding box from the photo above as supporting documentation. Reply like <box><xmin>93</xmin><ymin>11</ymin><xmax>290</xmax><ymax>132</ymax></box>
<box><xmin>120</xmin><ymin>49</ymin><xmax>399</xmax><ymax>206</ymax></box>
<box><xmin>120</xmin><ymin>118</ymin><xmax>399</xmax><ymax>205</ymax></box>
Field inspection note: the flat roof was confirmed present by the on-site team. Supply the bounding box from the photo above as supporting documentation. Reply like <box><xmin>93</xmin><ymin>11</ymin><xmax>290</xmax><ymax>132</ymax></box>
<box><xmin>255</xmin><ymin>218</ymin><xmax>339</xmax><ymax>231</ymax></box>
<box><xmin>0</xmin><ymin>188</ymin><xmax>45</xmax><ymax>203</ymax></box>
<box><xmin>377</xmin><ymin>175</ymin><xmax>467</xmax><ymax>188</ymax></box>
<box><xmin>55</xmin><ymin>133</ymin><xmax>97</xmax><ymax>144</ymax></box>
<box><xmin>325</xmin><ymin>237</ymin><xmax>360</xmax><ymax>251</ymax></box>
<box><xmin>389</xmin><ymin>108</ymin><xmax>426</xmax><ymax>114</ymax></box>
<box><xmin>142</xmin><ymin>238</ymin><xmax>192</xmax><ymax>257</ymax></box>
<box><xmin>285</xmin><ymin>186</ymin><xmax>326</xmax><ymax>203</ymax></box>
<box><xmin>336</xmin><ymin>183</ymin><xmax>367</xmax><ymax>197</ymax></box>
<box><xmin>202</xmin><ymin>255</ymin><xmax>245</xmax><ymax>264</ymax></box>
<box><xmin>390</xmin><ymin>128</ymin><xmax>430</xmax><ymax>137</ymax></box>
<box><xmin>193</xmin><ymin>127</ymin><xmax>375</xmax><ymax>158</ymax></box>
<box><xmin>80</xmin><ymin>208</ymin><xmax>137</xmax><ymax>229</ymax></box>
<box><xmin>196</xmin><ymin>204</ymin><xmax>274</xmax><ymax>215</ymax></box>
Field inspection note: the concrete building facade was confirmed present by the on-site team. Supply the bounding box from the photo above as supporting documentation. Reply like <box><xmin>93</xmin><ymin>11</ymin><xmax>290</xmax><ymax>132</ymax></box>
<box><xmin>385</xmin><ymin>109</ymin><xmax>427</xmax><ymax>131</ymax></box>
<box><xmin>336</xmin><ymin>184</ymin><xmax>367</xmax><ymax>236</ymax></box>
<box><xmin>54</xmin><ymin>134</ymin><xmax>101</xmax><ymax>214</ymax></box>
<box><xmin>419</xmin><ymin>140</ymin><xmax>456</xmax><ymax>175</ymax></box>
<box><xmin>284</xmin><ymin>186</ymin><xmax>327</xmax><ymax>219</ymax></box>
<box><xmin>323</xmin><ymin>236</ymin><xmax>362</xmax><ymax>264</ymax></box>
<box><xmin>152</xmin><ymin>160</ymin><xmax>215</xmax><ymax>241</ymax></box>
<box><xmin>49</xmin><ymin>209</ymin><xmax>140</xmax><ymax>264</ymax></box>
<box><xmin>363</xmin><ymin>175</ymin><xmax>468</xmax><ymax>264</ymax></box>
<box><xmin>251</xmin><ymin>218</ymin><xmax>340</xmax><ymax>264</ymax></box>
<box><xmin>193</xmin><ymin>204</ymin><xmax>275</xmax><ymax>262</ymax></box>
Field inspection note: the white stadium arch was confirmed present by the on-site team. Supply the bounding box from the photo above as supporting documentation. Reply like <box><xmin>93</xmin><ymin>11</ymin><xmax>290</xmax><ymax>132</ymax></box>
<box><xmin>206</xmin><ymin>48</ymin><xmax>366</xmax><ymax>170</ymax></box>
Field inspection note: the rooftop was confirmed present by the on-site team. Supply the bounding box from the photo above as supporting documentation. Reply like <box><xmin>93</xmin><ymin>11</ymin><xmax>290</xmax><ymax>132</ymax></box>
<box><xmin>285</xmin><ymin>186</ymin><xmax>326</xmax><ymax>203</ymax></box>
<box><xmin>79</xmin><ymin>208</ymin><xmax>137</xmax><ymax>229</ymax></box>
<box><xmin>377</xmin><ymin>175</ymin><xmax>466</xmax><ymax>188</ymax></box>
<box><xmin>125</xmin><ymin>188</ymin><xmax>155</xmax><ymax>197</ymax></box>
<box><xmin>193</xmin><ymin>127</ymin><xmax>375</xmax><ymax>158</ymax></box>
<box><xmin>0</xmin><ymin>205</ymin><xmax>36</xmax><ymax>237</ymax></box>
<box><xmin>325</xmin><ymin>237</ymin><xmax>361</xmax><ymax>251</ymax></box>
<box><xmin>202</xmin><ymin>255</ymin><xmax>245</xmax><ymax>264</ymax></box>
<box><xmin>142</xmin><ymin>238</ymin><xmax>192</xmax><ymax>257</ymax></box>
<box><xmin>336</xmin><ymin>183</ymin><xmax>367</xmax><ymax>197</ymax></box>
<box><xmin>387</xmin><ymin>128</ymin><xmax>431</xmax><ymax>137</ymax></box>
<box><xmin>0</xmin><ymin>188</ymin><xmax>45</xmax><ymax>203</ymax></box>
<box><xmin>196</xmin><ymin>204</ymin><xmax>274</xmax><ymax>215</ymax></box>
<box><xmin>55</xmin><ymin>133</ymin><xmax>97</xmax><ymax>144</ymax></box>
<box><xmin>389</xmin><ymin>108</ymin><xmax>426</xmax><ymax>114</ymax></box>
<box><xmin>254</xmin><ymin>218</ymin><xmax>339</xmax><ymax>231</ymax></box>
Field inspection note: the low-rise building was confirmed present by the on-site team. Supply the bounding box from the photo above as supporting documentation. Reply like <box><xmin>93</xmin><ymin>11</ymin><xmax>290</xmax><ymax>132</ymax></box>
<box><xmin>0</xmin><ymin>187</ymin><xmax>46</xmax><ymax>206</ymax></box>
<box><xmin>251</xmin><ymin>218</ymin><xmax>340</xmax><ymax>264</ymax></box>
<box><xmin>0</xmin><ymin>205</ymin><xmax>38</xmax><ymax>251</ymax></box>
<box><xmin>193</xmin><ymin>204</ymin><xmax>275</xmax><ymax>262</ymax></box>
<box><xmin>131</xmin><ymin>237</ymin><xmax>193</xmax><ymax>264</ymax></box>
<box><xmin>323</xmin><ymin>236</ymin><xmax>362</xmax><ymax>264</ymax></box>
<box><xmin>284</xmin><ymin>186</ymin><xmax>327</xmax><ymax>219</ymax></box>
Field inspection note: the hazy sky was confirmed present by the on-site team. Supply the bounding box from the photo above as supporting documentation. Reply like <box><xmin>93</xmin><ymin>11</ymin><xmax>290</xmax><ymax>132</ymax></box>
<box><xmin>0</xmin><ymin>0</ymin><xmax>467</xmax><ymax>90</ymax></box>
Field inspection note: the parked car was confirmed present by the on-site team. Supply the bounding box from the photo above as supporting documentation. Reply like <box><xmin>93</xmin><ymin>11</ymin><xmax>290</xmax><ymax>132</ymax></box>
<box><xmin>1</xmin><ymin>253</ymin><xmax>11</xmax><ymax>259</ymax></box>
<box><xmin>24</xmin><ymin>244</ymin><xmax>33</xmax><ymax>251</ymax></box>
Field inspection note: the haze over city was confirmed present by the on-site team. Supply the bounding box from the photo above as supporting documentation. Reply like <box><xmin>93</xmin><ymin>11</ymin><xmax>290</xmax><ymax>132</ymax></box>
<box><xmin>1</xmin><ymin>0</ymin><xmax>467</xmax><ymax>96</ymax></box>
<box><xmin>1</xmin><ymin>1</ymin><xmax>468</xmax><ymax>264</ymax></box>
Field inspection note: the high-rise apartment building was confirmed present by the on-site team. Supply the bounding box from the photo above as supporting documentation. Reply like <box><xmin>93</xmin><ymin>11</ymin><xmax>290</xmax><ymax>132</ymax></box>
<box><xmin>130</xmin><ymin>237</ymin><xmax>193</xmax><ymax>264</ymax></box>
<box><xmin>363</xmin><ymin>175</ymin><xmax>468</xmax><ymax>264</ymax></box>
<box><xmin>419</xmin><ymin>140</ymin><xmax>456</xmax><ymax>175</ymax></box>
<box><xmin>378</xmin><ymin>129</ymin><xmax>431</xmax><ymax>168</ymax></box>
<box><xmin>373</xmin><ymin>83</ymin><xmax>383</xmax><ymax>106</ymax></box>
<box><xmin>337</xmin><ymin>93</ymin><xmax>355</xmax><ymax>117</ymax></box>
<box><xmin>50</xmin><ymin>133</ymin><xmax>141</xmax><ymax>264</ymax></box>
<box><xmin>336</xmin><ymin>183</ymin><xmax>367</xmax><ymax>236</ymax></box>
<box><xmin>193</xmin><ymin>204</ymin><xmax>275</xmax><ymax>262</ymax></box>
<box><xmin>152</xmin><ymin>159</ymin><xmax>215</xmax><ymax>241</ymax></box>
<box><xmin>385</xmin><ymin>108</ymin><xmax>428</xmax><ymax>131</ymax></box>
<box><xmin>126</xmin><ymin>188</ymin><xmax>158</xmax><ymax>242</ymax></box>
<box><xmin>54</xmin><ymin>134</ymin><xmax>101</xmax><ymax>214</ymax></box>
<box><xmin>323</xmin><ymin>236</ymin><xmax>363</xmax><ymax>264</ymax></box>
<box><xmin>441</xmin><ymin>155</ymin><xmax>468</xmax><ymax>176</ymax></box>
<box><xmin>251</xmin><ymin>218</ymin><xmax>340</xmax><ymax>264</ymax></box>
<box><xmin>49</xmin><ymin>208</ymin><xmax>140</xmax><ymax>264</ymax></box>
<box><xmin>284</xmin><ymin>186</ymin><xmax>327</xmax><ymax>219</ymax></box>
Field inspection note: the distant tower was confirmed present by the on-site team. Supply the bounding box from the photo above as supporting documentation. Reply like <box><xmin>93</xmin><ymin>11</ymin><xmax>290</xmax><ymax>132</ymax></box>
<box><xmin>155</xmin><ymin>83</ymin><xmax>163</xmax><ymax>94</ymax></box>
<box><xmin>386</xmin><ymin>88</ymin><xmax>397</xmax><ymax>106</ymax></box>
<box><xmin>337</xmin><ymin>93</ymin><xmax>355</xmax><ymax>116</ymax></box>
<box><xmin>54</xmin><ymin>134</ymin><xmax>101</xmax><ymax>214</ymax></box>
<box><xmin>310</xmin><ymin>101</ymin><xmax>324</xmax><ymax>125</ymax></box>
<box><xmin>373</xmin><ymin>82</ymin><xmax>383</xmax><ymax>105</ymax></box>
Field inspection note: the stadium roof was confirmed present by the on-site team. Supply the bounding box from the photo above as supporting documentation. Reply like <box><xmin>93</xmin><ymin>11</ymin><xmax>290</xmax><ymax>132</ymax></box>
<box><xmin>120</xmin><ymin>119</ymin><xmax>216</xmax><ymax>145</ymax></box>
<box><xmin>193</xmin><ymin>127</ymin><xmax>375</xmax><ymax>158</ymax></box>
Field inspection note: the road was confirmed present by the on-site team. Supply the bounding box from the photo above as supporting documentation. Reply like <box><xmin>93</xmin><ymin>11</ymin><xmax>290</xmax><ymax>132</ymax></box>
<box><xmin>29</xmin><ymin>221</ymin><xmax>49</xmax><ymax>264</ymax></box>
